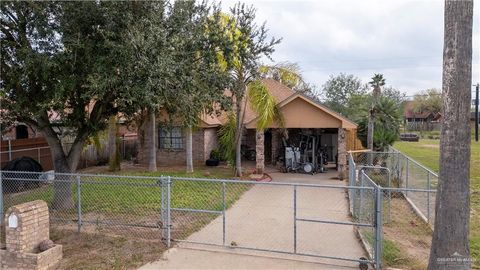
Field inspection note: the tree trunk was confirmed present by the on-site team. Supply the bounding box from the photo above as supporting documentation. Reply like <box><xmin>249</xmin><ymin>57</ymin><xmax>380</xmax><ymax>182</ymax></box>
<box><xmin>186</xmin><ymin>126</ymin><xmax>193</xmax><ymax>173</ymax></box>
<box><xmin>39</xmin><ymin>120</ymin><xmax>84</xmax><ymax>210</ymax></box>
<box><xmin>255</xmin><ymin>129</ymin><xmax>264</xmax><ymax>175</ymax></box>
<box><xmin>234</xmin><ymin>95</ymin><xmax>244</xmax><ymax>177</ymax></box>
<box><xmin>50</xmin><ymin>143</ymin><xmax>75</xmax><ymax>210</ymax></box>
<box><xmin>146</xmin><ymin>109</ymin><xmax>157</xmax><ymax>172</ymax></box>
<box><xmin>108</xmin><ymin>115</ymin><xmax>121</xmax><ymax>171</ymax></box>
<box><xmin>428</xmin><ymin>1</ymin><xmax>473</xmax><ymax>269</ymax></box>
<box><xmin>367</xmin><ymin>111</ymin><xmax>374</xmax><ymax>151</ymax></box>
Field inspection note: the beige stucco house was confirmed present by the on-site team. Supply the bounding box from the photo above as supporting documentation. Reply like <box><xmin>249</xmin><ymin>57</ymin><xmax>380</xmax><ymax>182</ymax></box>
<box><xmin>137</xmin><ymin>78</ymin><xmax>360</xmax><ymax>175</ymax></box>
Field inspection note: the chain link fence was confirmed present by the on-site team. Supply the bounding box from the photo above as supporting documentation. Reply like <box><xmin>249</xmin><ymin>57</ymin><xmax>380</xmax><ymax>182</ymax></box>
<box><xmin>1</xmin><ymin>170</ymin><xmax>382</xmax><ymax>269</ymax></box>
<box><xmin>350</xmin><ymin>149</ymin><xmax>437</xmax><ymax>226</ymax></box>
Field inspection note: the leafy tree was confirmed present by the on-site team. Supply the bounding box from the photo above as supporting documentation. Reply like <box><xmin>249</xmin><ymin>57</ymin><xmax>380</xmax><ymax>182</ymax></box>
<box><xmin>428</xmin><ymin>1</ymin><xmax>473</xmax><ymax>269</ymax></box>
<box><xmin>413</xmin><ymin>88</ymin><xmax>442</xmax><ymax>115</ymax></box>
<box><xmin>219</xmin><ymin>3</ymin><xmax>280</xmax><ymax>176</ymax></box>
<box><xmin>1</xmin><ymin>1</ymin><xmax>140</xmax><ymax>209</ymax></box>
<box><xmin>321</xmin><ymin>73</ymin><xmax>367</xmax><ymax>115</ymax></box>
<box><xmin>124</xmin><ymin>1</ymin><xmax>230</xmax><ymax>173</ymax></box>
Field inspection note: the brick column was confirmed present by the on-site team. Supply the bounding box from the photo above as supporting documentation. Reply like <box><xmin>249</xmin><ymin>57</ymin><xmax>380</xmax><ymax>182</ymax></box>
<box><xmin>255</xmin><ymin>129</ymin><xmax>265</xmax><ymax>174</ymax></box>
<box><xmin>337</xmin><ymin>128</ymin><xmax>347</xmax><ymax>180</ymax></box>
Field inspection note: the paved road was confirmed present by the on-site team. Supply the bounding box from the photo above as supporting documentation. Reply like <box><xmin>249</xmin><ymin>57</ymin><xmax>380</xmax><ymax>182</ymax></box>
<box><xmin>139</xmin><ymin>171</ymin><xmax>368</xmax><ymax>270</ymax></box>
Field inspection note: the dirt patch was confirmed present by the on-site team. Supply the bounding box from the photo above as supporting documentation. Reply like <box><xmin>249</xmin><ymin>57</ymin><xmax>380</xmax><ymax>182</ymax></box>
<box><xmin>47</xmin><ymin>209</ymin><xmax>222</xmax><ymax>269</ymax></box>
<box><xmin>383</xmin><ymin>197</ymin><xmax>432</xmax><ymax>270</ymax></box>
<box><xmin>51</xmin><ymin>228</ymin><xmax>166</xmax><ymax>270</ymax></box>
<box><xmin>419</xmin><ymin>144</ymin><xmax>439</xmax><ymax>149</ymax></box>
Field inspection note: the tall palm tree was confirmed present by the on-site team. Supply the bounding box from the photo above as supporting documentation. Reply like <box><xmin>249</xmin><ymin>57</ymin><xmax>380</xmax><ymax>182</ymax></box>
<box><xmin>428</xmin><ymin>1</ymin><xmax>473</xmax><ymax>269</ymax></box>
<box><xmin>248</xmin><ymin>80</ymin><xmax>284</xmax><ymax>174</ymax></box>
<box><xmin>367</xmin><ymin>74</ymin><xmax>385</xmax><ymax>151</ymax></box>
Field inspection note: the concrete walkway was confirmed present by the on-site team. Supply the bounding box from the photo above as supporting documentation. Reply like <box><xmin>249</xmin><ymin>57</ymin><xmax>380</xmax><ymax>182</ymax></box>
<box><xmin>139</xmin><ymin>170</ymin><xmax>368</xmax><ymax>270</ymax></box>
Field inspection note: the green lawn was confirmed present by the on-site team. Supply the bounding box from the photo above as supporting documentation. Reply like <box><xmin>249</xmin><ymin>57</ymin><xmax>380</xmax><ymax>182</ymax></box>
<box><xmin>2</xmin><ymin>167</ymin><xmax>249</xmax><ymax>269</ymax></box>
<box><xmin>3</xmin><ymin>167</ymin><xmax>249</xmax><ymax>236</ymax></box>
<box><xmin>394</xmin><ymin>139</ymin><xmax>480</xmax><ymax>265</ymax></box>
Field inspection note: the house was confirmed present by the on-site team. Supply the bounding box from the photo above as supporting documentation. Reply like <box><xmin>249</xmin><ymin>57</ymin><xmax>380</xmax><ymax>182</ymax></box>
<box><xmin>137</xmin><ymin>78</ymin><xmax>360</xmax><ymax>177</ymax></box>
<box><xmin>403</xmin><ymin>100</ymin><xmax>441</xmax><ymax>131</ymax></box>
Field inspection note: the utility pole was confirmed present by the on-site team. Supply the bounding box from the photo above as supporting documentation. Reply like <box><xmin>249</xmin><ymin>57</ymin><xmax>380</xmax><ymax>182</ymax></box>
<box><xmin>475</xmin><ymin>83</ymin><xmax>479</xmax><ymax>142</ymax></box>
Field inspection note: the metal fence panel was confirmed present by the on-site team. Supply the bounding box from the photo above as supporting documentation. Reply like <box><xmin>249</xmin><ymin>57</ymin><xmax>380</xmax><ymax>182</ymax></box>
<box><xmin>1</xmin><ymin>170</ymin><xmax>379</xmax><ymax>268</ymax></box>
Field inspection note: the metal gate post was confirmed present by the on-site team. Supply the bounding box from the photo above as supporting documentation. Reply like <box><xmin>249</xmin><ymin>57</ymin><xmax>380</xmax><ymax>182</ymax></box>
<box><xmin>388</xmin><ymin>172</ymin><xmax>392</xmax><ymax>223</ymax></box>
<box><xmin>405</xmin><ymin>157</ymin><xmax>409</xmax><ymax>198</ymax></box>
<box><xmin>222</xmin><ymin>182</ymin><xmax>226</xmax><ymax>246</ymax></box>
<box><xmin>293</xmin><ymin>185</ymin><xmax>297</xmax><ymax>254</ymax></box>
<box><xmin>374</xmin><ymin>186</ymin><xmax>383</xmax><ymax>269</ymax></box>
<box><xmin>76</xmin><ymin>175</ymin><xmax>82</xmax><ymax>233</ymax></box>
<box><xmin>166</xmin><ymin>176</ymin><xmax>172</xmax><ymax>248</ymax></box>
<box><xmin>359</xmin><ymin>172</ymin><xmax>364</xmax><ymax>219</ymax></box>
<box><xmin>0</xmin><ymin>172</ymin><xmax>4</xmax><ymax>226</ymax></box>
<box><xmin>427</xmin><ymin>172</ymin><xmax>431</xmax><ymax>222</ymax></box>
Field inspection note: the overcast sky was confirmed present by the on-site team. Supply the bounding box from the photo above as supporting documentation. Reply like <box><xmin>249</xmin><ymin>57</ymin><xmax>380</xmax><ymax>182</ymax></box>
<box><xmin>222</xmin><ymin>0</ymin><xmax>480</xmax><ymax>97</ymax></box>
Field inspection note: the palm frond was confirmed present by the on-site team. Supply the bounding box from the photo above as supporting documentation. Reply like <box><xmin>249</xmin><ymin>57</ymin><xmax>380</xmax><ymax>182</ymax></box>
<box><xmin>247</xmin><ymin>79</ymin><xmax>283</xmax><ymax>130</ymax></box>
<box><xmin>218</xmin><ymin>112</ymin><xmax>236</xmax><ymax>165</ymax></box>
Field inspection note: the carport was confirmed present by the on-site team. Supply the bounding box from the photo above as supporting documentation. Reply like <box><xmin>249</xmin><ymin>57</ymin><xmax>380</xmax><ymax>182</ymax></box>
<box><xmin>242</xmin><ymin>83</ymin><xmax>358</xmax><ymax>178</ymax></box>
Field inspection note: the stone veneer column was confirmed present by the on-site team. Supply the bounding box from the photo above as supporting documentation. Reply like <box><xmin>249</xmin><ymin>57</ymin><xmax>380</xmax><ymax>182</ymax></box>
<box><xmin>255</xmin><ymin>129</ymin><xmax>265</xmax><ymax>174</ymax></box>
<box><xmin>337</xmin><ymin>128</ymin><xmax>347</xmax><ymax>180</ymax></box>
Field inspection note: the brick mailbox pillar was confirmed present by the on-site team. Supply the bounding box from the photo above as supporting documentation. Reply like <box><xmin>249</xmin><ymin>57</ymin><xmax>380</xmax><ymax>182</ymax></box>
<box><xmin>1</xmin><ymin>200</ymin><xmax>62</xmax><ymax>270</ymax></box>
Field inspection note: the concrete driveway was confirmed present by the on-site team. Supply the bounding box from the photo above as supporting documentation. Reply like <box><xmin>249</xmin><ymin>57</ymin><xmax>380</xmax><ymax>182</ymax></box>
<box><xmin>139</xmin><ymin>170</ymin><xmax>368</xmax><ymax>270</ymax></box>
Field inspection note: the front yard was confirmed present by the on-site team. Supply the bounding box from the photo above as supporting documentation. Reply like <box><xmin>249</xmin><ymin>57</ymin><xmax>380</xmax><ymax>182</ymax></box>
<box><xmin>394</xmin><ymin>139</ymin><xmax>480</xmax><ymax>267</ymax></box>
<box><xmin>2</xmin><ymin>164</ymin><xmax>250</xmax><ymax>269</ymax></box>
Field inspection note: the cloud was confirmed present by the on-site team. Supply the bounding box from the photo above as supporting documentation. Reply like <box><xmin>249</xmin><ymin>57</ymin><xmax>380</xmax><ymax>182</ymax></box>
<box><xmin>222</xmin><ymin>0</ymin><xmax>480</xmax><ymax>96</ymax></box>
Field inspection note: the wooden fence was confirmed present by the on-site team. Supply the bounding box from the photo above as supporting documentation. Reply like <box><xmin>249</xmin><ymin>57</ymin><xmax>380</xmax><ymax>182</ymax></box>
<box><xmin>346</xmin><ymin>129</ymin><xmax>364</xmax><ymax>151</ymax></box>
<box><xmin>0</xmin><ymin>137</ymin><xmax>53</xmax><ymax>170</ymax></box>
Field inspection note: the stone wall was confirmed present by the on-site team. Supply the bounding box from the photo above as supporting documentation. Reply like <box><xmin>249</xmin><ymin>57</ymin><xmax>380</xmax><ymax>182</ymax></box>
<box><xmin>337</xmin><ymin>128</ymin><xmax>347</xmax><ymax>179</ymax></box>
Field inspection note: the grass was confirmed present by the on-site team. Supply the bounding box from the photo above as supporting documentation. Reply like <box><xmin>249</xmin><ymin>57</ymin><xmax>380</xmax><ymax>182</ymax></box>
<box><xmin>2</xmin><ymin>164</ymin><xmax>251</xmax><ymax>269</ymax></box>
<box><xmin>360</xmin><ymin>196</ymin><xmax>431</xmax><ymax>270</ymax></box>
<box><xmin>394</xmin><ymin>139</ymin><xmax>480</xmax><ymax>268</ymax></box>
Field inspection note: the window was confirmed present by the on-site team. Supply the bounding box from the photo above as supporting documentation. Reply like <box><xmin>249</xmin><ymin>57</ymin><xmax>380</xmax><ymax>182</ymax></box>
<box><xmin>159</xmin><ymin>127</ymin><xmax>183</xmax><ymax>149</ymax></box>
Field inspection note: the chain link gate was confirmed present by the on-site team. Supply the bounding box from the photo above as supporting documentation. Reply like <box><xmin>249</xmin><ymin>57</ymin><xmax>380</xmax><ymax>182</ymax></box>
<box><xmin>1</xmin><ymin>171</ymin><xmax>383</xmax><ymax>269</ymax></box>
<box><xmin>159</xmin><ymin>177</ymin><xmax>382</xmax><ymax>269</ymax></box>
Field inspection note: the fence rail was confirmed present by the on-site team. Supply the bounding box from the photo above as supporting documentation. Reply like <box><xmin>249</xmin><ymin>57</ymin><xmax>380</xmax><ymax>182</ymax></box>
<box><xmin>1</xmin><ymin>170</ymin><xmax>381</xmax><ymax>269</ymax></box>
<box><xmin>349</xmin><ymin>149</ymin><xmax>437</xmax><ymax>226</ymax></box>
<box><xmin>0</xmin><ymin>149</ymin><xmax>437</xmax><ymax>269</ymax></box>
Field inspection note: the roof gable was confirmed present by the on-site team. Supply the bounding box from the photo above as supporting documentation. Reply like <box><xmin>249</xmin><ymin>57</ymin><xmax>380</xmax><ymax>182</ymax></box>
<box><xmin>246</xmin><ymin>92</ymin><xmax>357</xmax><ymax>129</ymax></box>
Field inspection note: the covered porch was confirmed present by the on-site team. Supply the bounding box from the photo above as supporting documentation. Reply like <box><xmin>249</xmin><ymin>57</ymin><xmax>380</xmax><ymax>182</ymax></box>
<box><xmin>244</xmin><ymin>93</ymin><xmax>358</xmax><ymax>179</ymax></box>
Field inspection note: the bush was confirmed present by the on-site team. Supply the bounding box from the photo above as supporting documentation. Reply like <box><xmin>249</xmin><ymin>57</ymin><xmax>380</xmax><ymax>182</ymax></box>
<box><xmin>209</xmin><ymin>149</ymin><xmax>221</xmax><ymax>160</ymax></box>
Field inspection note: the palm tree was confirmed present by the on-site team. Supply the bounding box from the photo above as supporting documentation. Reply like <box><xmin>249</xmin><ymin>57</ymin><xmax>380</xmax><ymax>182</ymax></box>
<box><xmin>428</xmin><ymin>1</ymin><xmax>473</xmax><ymax>269</ymax></box>
<box><xmin>218</xmin><ymin>80</ymin><xmax>284</xmax><ymax>174</ymax></box>
<box><xmin>248</xmin><ymin>80</ymin><xmax>284</xmax><ymax>174</ymax></box>
<box><xmin>367</xmin><ymin>74</ymin><xmax>385</xmax><ymax>151</ymax></box>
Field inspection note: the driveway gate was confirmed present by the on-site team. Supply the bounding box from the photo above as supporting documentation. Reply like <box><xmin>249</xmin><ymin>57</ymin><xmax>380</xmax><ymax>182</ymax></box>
<box><xmin>159</xmin><ymin>177</ymin><xmax>383</xmax><ymax>269</ymax></box>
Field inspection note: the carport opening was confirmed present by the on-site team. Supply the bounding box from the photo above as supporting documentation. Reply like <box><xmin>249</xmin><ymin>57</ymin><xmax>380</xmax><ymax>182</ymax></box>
<box><xmin>244</xmin><ymin>128</ymin><xmax>340</xmax><ymax>170</ymax></box>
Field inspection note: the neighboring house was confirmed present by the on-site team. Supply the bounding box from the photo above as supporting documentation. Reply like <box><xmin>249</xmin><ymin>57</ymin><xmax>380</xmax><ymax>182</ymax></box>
<box><xmin>1</xmin><ymin>123</ymin><xmax>41</xmax><ymax>140</ymax></box>
<box><xmin>403</xmin><ymin>101</ymin><xmax>441</xmax><ymax>131</ymax></box>
<box><xmin>137</xmin><ymin>78</ymin><xmax>360</xmax><ymax>176</ymax></box>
